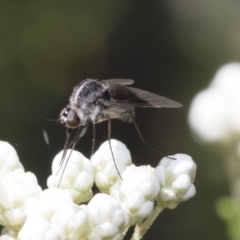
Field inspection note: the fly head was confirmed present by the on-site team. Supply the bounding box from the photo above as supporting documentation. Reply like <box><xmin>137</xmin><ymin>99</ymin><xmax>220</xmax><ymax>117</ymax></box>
<box><xmin>59</xmin><ymin>107</ymin><xmax>81</xmax><ymax>129</ymax></box>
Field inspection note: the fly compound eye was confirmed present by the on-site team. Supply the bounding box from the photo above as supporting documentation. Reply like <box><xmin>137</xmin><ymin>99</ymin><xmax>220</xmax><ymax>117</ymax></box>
<box><xmin>65</xmin><ymin>109</ymin><xmax>81</xmax><ymax>128</ymax></box>
<box><xmin>59</xmin><ymin>107</ymin><xmax>69</xmax><ymax>126</ymax></box>
<box><xmin>59</xmin><ymin>107</ymin><xmax>80</xmax><ymax>128</ymax></box>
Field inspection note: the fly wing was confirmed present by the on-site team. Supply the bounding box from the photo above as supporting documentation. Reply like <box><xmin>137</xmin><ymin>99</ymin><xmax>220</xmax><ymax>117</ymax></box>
<box><xmin>102</xmin><ymin>79</ymin><xmax>134</xmax><ymax>86</ymax></box>
<box><xmin>103</xmin><ymin>83</ymin><xmax>182</xmax><ymax>108</ymax></box>
<box><xmin>127</xmin><ymin>86</ymin><xmax>182</xmax><ymax>108</ymax></box>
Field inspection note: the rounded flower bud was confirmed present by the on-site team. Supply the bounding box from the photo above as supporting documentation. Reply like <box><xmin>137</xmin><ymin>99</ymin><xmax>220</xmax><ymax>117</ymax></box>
<box><xmin>0</xmin><ymin>236</ymin><xmax>16</xmax><ymax>240</ymax></box>
<box><xmin>0</xmin><ymin>141</ymin><xmax>23</xmax><ymax>179</ymax></box>
<box><xmin>26</xmin><ymin>188</ymin><xmax>72</xmax><ymax>221</ymax></box>
<box><xmin>155</xmin><ymin>154</ymin><xmax>196</xmax><ymax>209</ymax></box>
<box><xmin>188</xmin><ymin>63</ymin><xmax>240</xmax><ymax>143</ymax></box>
<box><xmin>87</xmin><ymin>193</ymin><xmax>127</xmax><ymax>240</ymax></box>
<box><xmin>51</xmin><ymin>203</ymin><xmax>90</xmax><ymax>239</ymax></box>
<box><xmin>47</xmin><ymin>150</ymin><xmax>94</xmax><ymax>204</ymax></box>
<box><xmin>0</xmin><ymin>169</ymin><xmax>42</xmax><ymax>230</ymax></box>
<box><xmin>18</xmin><ymin>217</ymin><xmax>63</xmax><ymax>240</ymax></box>
<box><xmin>91</xmin><ymin>139</ymin><xmax>132</xmax><ymax>193</ymax></box>
<box><xmin>110</xmin><ymin>165</ymin><xmax>160</xmax><ymax>225</ymax></box>
<box><xmin>1</xmin><ymin>227</ymin><xmax>18</xmax><ymax>239</ymax></box>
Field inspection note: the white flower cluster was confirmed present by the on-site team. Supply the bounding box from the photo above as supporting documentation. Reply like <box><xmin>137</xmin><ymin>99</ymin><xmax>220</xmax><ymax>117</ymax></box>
<box><xmin>0</xmin><ymin>140</ymin><xmax>196</xmax><ymax>240</ymax></box>
<box><xmin>91</xmin><ymin>140</ymin><xmax>132</xmax><ymax>193</ymax></box>
<box><xmin>47</xmin><ymin>150</ymin><xmax>94</xmax><ymax>204</ymax></box>
<box><xmin>188</xmin><ymin>62</ymin><xmax>240</xmax><ymax>143</ymax></box>
<box><xmin>0</xmin><ymin>141</ymin><xmax>42</xmax><ymax>237</ymax></box>
<box><xmin>155</xmin><ymin>154</ymin><xmax>196</xmax><ymax>209</ymax></box>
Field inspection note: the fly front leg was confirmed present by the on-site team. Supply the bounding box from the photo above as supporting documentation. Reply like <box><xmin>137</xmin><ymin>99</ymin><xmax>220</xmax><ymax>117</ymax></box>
<box><xmin>91</xmin><ymin>123</ymin><xmax>96</xmax><ymax>157</ymax></box>
<box><xmin>57</xmin><ymin>124</ymin><xmax>89</xmax><ymax>187</ymax></box>
<box><xmin>72</xmin><ymin>123</ymin><xmax>88</xmax><ymax>148</ymax></box>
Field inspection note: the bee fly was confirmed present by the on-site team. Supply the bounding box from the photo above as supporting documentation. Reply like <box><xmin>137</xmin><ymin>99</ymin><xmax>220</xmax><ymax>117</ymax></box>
<box><xmin>57</xmin><ymin>79</ymin><xmax>182</xmax><ymax>180</ymax></box>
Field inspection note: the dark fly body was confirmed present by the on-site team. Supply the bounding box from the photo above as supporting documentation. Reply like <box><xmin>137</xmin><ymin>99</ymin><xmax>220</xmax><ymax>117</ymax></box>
<box><xmin>57</xmin><ymin>79</ymin><xmax>182</xmax><ymax>179</ymax></box>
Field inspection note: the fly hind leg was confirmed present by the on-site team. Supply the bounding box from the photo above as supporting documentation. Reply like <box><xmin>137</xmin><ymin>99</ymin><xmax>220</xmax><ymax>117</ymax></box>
<box><xmin>126</xmin><ymin>112</ymin><xmax>175</xmax><ymax>160</ymax></box>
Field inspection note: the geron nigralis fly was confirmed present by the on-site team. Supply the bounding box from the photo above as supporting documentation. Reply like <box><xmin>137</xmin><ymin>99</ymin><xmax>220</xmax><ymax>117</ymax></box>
<box><xmin>57</xmin><ymin>79</ymin><xmax>182</xmax><ymax>179</ymax></box>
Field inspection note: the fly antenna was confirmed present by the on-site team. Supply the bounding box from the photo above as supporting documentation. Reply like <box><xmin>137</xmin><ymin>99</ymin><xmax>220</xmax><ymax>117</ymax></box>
<box><xmin>46</xmin><ymin>118</ymin><xmax>58</xmax><ymax>122</ymax></box>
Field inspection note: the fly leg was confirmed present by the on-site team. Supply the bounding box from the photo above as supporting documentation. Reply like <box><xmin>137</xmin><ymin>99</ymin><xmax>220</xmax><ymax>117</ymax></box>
<box><xmin>58</xmin><ymin>128</ymin><xmax>72</xmax><ymax>171</ymax></box>
<box><xmin>127</xmin><ymin>113</ymin><xmax>175</xmax><ymax>160</ymax></box>
<box><xmin>107</xmin><ymin>117</ymin><xmax>123</xmax><ymax>180</ymax></box>
<box><xmin>57</xmin><ymin>124</ymin><xmax>89</xmax><ymax>187</ymax></box>
<box><xmin>91</xmin><ymin>123</ymin><xmax>96</xmax><ymax>157</ymax></box>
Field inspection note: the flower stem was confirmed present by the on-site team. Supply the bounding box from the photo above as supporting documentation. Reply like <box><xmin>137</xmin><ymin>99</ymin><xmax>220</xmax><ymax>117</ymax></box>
<box><xmin>130</xmin><ymin>202</ymin><xmax>165</xmax><ymax>240</ymax></box>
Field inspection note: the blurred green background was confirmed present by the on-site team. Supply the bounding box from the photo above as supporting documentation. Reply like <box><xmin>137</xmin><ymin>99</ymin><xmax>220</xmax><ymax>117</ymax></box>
<box><xmin>1</xmin><ymin>0</ymin><xmax>240</xmax><ymax>239</ymax></box>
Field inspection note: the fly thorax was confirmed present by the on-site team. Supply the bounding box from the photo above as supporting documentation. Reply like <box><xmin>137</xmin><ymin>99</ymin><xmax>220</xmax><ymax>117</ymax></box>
<box><xmin>81</xmin><ymin>102</ymin><xmax>100</xmax><ymax>122</ymax></box>
<box><xmin>71</xmin><ymin>79</ymin><xmax>107</xmax><ymax>105</ymax></box>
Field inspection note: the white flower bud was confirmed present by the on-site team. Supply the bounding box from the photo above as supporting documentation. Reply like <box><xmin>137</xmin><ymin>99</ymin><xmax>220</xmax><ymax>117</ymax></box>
<box><xmin>26</xmin><ymin>189</ymin><xmax>72</xmax><ymax>221</ymax></box>
<box><xmin>0</xmin><ymin>169</ymin><xmax>42</xmax><ymax>230</ymax></box>
<box><xmin>91</xmin><ymin>139</ymin><xmax>132</xmax><ymax>193</ymax></box>
<box><xmin>0</xmin><ymin>236</ymin><xmax>16</xmax><ymax>240</ymax></box>
<box><xmin>110</xmin><ymin>165</ymin><xmax>160</xmax><ymax>225</ymax></box>
<box><xmin>47</xmin><ymin>150</ymin><xmax>94</xmax><ymax>204</ymax></box>
<box><xmin>1</xmin><ymin>227</ymin><xmax>18</xmax><ymax>239</ymax></box>
<box><xmin>0</xmin><ymin>141</ymin><xmax>23</xmax><ymax>179</ymax></box>
<box><xmin>51</xmin><ymin>203</ymin><xmax>90</xmax><ymax>240</ymax></box>
<box><xmin>188</xmin><ymin>63</ymin><xmax>240</xmax><ymax>143</ymax></box>
<box><xmin>87</xmin><ymin>193</ymin><xmax>126</xmax><ymax>240</ymax></box>
<box><xmin>155</xmin><ymin>154</ymin><xmax>196</xmax><ymax>209</ymax></box>
<box><xmin>18</xmin><ymin>217</ymin><xmax>63</xmax><ymax>240</ymax></box>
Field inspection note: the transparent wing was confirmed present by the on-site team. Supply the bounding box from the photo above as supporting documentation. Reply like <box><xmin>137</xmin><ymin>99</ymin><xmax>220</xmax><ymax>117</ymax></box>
<box><xmin>126</xmin><ymin>86</ymin><xmax>182</xmax><ymax>108</ymax></box>
<box><xmin>103</xmin><ymin>83</ymin><xmax>182</xmax><ymax>108</ymax></box>
<box><xmin>102</xmin><ymin>79</ymin><xmax>134</xmax><ymax>86</ymax></box>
